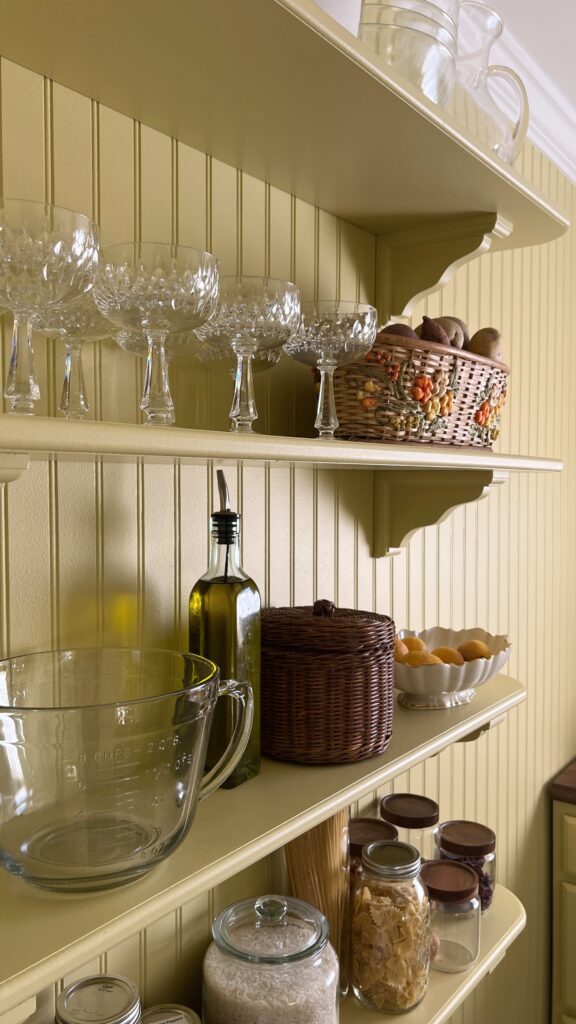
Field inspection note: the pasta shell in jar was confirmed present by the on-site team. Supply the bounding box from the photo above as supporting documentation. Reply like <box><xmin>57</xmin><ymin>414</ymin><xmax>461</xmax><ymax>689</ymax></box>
<box><xmin>351</xmin><ymin>841</ymin><xmax>430</xmax><ymax>1013</ymax></box>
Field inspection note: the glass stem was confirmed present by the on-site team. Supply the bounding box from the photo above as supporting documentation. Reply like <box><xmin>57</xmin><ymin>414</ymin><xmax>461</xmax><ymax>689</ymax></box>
<box><xmin>5</xmin><ymin>316</ymin><xmax>40</xmax><ymax>415</ymax></box>
<box><xmin>230</xmin><ymin>348</ymin><xmax>257</xmax><ymax>433</ymax></box>
<box><xmin>141</xmin><ymin>330</ymin><xmax>175</xmax><ymax>426</ymax></box>
<box><xmin>315</xmin><ymin>358</ymin><xmax>339</xmax><ymax>439</ymax></box>
<box><xmin>59</xmin><ymin>339</ymin><xmax>90</xmax><ymax>419</ymax></box>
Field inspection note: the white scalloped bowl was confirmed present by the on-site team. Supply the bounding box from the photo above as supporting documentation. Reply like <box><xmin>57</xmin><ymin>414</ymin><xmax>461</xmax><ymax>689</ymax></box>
<box><xmin>395</xmin><ymin>627</ymin><xmax>511</xmax><ymax>709</ymax></box>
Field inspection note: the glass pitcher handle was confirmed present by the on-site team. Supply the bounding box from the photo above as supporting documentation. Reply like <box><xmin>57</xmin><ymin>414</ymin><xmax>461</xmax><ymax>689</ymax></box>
<box><xmin>486</xmin><ymin>65</ymin><xmax>529</xmax><ymax>151</ymax></box>
<box><xmin>198</xmin><ymin>678</ymin><xmax>254</xmax><ymax>800</ymax></box>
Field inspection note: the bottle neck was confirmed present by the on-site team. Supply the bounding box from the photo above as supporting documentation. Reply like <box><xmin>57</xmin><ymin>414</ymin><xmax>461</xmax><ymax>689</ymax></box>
<box><xmin>205</xmin><ymin>530</ymin><xmax>246</xmax><ymax>581</ymax></box>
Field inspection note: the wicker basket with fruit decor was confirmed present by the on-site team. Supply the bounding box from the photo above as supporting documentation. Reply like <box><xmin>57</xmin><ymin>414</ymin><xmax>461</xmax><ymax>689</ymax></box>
<box><xmin>333</xmin><ymin>323</ymin><xmax>509</xmax><ymax>448</ymax></box>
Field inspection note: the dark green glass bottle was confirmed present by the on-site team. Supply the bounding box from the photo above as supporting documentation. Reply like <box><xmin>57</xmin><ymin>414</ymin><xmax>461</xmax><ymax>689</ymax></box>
<box><xmin>189</xmin><ymin>471</ymin><xmax>260</xmax><ymax>787</ymax></box>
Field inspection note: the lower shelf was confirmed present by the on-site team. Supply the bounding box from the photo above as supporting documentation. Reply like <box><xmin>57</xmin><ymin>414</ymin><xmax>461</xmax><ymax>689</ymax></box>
<box><xmin>0</xmin><ymin>675</ymin><xmax>524</xmax><ymax>1015</ymax></box>
<box><xmin>341</xmin><ymin>885</ymin><xmax>526</xmax><ymax>1024</ymax></box>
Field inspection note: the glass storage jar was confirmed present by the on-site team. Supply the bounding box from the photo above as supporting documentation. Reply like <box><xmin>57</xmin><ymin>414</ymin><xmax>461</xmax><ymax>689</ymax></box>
<box><xmin>349</xmin><ymin>816</ymin><xmax>398</xmax><ymax>882</ymax></box>
<box><xmin>437</xmin><ymin>819</ymin><xmax>496</xmax><ymax>911</ymax></box>
<box><xmin>202</xmin><ymin>894</ymin><xmax>339</xmax><ymax>1024</ymax></box>
<box><xmin>420</xmin><ymin>860</ymin><xmax>480</xmax><ymax>972</ymax></box>
<box><xmin>141</xmin><ymin>1007</ymin><xmax>201</xmax><ymax>1024</ymax></box>
<box><xmin>351</xmin><ymin>841</ymin><xmax>430</xmax><ymax>1013</ymax></box>
<box><xmin>380</xmin><ymin>793</ymin><xmax>439</xmax><ymax>861</ymax></box>
<box><xmin>56</xmin><ymin>975</ymin><xmax>141</xmax><ymax>1024</ymax></box>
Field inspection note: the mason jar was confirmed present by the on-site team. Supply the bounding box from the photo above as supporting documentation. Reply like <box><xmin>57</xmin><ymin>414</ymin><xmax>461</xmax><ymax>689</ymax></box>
<box><xmin>203</xmin><ymin>894</ymin><xmax>339</xmax><ymax>1024</ymax></box>
<box><xmin>437</xmin><ymin>819</ymin><xmax>496</xmax><ymax>911</ymax></box>
<box><xmin>420</xmin><ymin>860</ymin><xmax>480</xmax><ymax>972</ymax></box>
<box><xmin>351</xmin><ymin>841</ymin><xmax>430</xmax><ymax>1013</ymax></box>
<box><xmin>380</xmin><ymin>793</ymin><xmax>439</xmax><ymax>861</ymax></box>
<box><xmin>56</xmin><ymin>975</ymin><xmax>141</xmax><ymax>1024</ymax></box>
<box><xmin>349</xmin><ymin>816</ymin><xmax>398</xmax><ymax>882</ymax></box>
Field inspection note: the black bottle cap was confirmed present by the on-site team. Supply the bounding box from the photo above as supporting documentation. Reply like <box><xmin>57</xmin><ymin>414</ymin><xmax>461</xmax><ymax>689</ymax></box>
<box><xmin>211</xmin><ymin>510</ymin><xmax>240</xmax><ymax>544</ymax></box>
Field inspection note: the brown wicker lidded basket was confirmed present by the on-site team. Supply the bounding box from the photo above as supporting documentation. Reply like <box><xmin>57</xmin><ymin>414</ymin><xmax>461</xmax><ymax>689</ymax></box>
<box><xmin>333</xmin><ymin>331</ymin><xmax>510</xmax><ymax>448</ymax></box>
<box><xmin>261</xmin><ymin>599</ymin><xmax>395</xmax><ymax>764</ymax></box>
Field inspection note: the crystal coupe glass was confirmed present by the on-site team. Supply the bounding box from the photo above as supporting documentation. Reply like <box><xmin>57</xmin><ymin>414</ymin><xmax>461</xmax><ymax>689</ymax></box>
<box><xmin>32</xmin><ymin>292</ymin><xmax>111</xmax><ymax>419</ymax></box>
<box><xmin>94</xmin><ymin>243</ymin><xmax>220</xmax><ymax>425</ymax></box>
<box><xmin>284</xmin><ymin>300</ymin><xmax>377</xmax><ymax>438</ymax></box>
<box><xmin>194</xmin><ymin>276</ymin><xmax>300</xmax><ymax>433</ymax></box>
<box><xmin>0</xmin><ymin>199</ymin><xmax>99</xmax><ymax>414</ymax></box>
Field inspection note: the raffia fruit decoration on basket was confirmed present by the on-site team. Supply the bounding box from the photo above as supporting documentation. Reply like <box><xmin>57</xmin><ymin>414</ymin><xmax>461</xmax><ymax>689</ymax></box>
<box><xmin>261</xmin><ymin>599</ymin><xmax>395</xmax><ymax>764</ymax></box>
<box><xmin>332</xmin><ymin>316</ymin><xmax>509</xmax><ymax>448</ymax></box>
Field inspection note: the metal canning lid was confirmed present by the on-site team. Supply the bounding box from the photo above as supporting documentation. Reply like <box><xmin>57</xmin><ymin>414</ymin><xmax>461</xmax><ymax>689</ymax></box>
<box><xmin>212</xmin><ymin>893</ymin><xmax>329</xmax><ymax>964</ymax></box>
<box><xmin>350</xmin><ymin>816</ymin><xmax>398</xmax><ymax>858</ymax></box>
<box><xmin>362</xmin><ymin>840</ymin><xmax>421</xmax><ymax>878</ymax></box>
<box><xmin>438</xmin><ymin>819</ymin><xmax>496</xmax><ymax>856</ymax></box>
<box><xmin>420</xmin><ymin>859</ymin><xmax>479</xmax><ymax>902</ymax></box>
<box><xmin>141</xmin><ymin>1005</ymin><xmax>201</xmax><ymax>1024</ymax></box>
<box><xmin>56</xmin><ymin>975</ymin><xmax>140</xmax><ymax>1024</ymax></box>
<box><xmin>380</xmin><ymin>792</ymin><xmax>440</xmax><ymax>829</ymax></box>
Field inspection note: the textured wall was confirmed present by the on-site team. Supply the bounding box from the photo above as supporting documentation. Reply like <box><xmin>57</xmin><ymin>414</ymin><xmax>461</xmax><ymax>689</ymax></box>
<box><xmin>0</xmin><ymin>55</ymin><xmax>574</xmax><ymax>1024</ymax></box>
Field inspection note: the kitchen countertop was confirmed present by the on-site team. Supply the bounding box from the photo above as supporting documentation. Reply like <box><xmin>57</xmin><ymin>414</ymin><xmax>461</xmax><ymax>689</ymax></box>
<box><xmin>550</xmin><ymin>757</ymin><xmax>576</xmax><ymax>804</ymax></box>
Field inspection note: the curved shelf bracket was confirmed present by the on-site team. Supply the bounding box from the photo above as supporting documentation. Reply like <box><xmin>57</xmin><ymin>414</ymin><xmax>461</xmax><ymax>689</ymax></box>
<box><xmin>376</xmin><ymin>213</ymin><xmax>513</xmax><ymax>322</ymax></box>
<box><xmin>0</xmin><ymin>453</ymin><xmax>30</xmax><ymax>485</ymax></box>
<box><xmin>372</xmin><ymin>467</ymin><xmax>507</xmax><ymax>557</ymax></box>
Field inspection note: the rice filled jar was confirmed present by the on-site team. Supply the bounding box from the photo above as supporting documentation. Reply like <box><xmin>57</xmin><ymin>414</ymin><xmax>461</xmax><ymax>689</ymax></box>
<box><xmin>203</xmin><ymin>894</ymin><xmax>339</xmax><ymax>1024</ymax></box>
<box><xmin>351</xmin><ymin>841</ymin><xmax>430</xmax><ymax>1013</ymax></box>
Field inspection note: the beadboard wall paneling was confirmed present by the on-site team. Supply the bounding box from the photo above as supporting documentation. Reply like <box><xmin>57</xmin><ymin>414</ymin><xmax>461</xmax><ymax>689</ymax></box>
<box><xmin>0</xmin><ymin>54</ymin><xmax>575</xmax><ymax>1024</ymax></box>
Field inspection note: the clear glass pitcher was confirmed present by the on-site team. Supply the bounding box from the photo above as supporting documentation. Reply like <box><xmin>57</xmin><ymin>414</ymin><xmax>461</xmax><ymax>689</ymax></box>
<box><xmin>0</xmin><ymin>648</ymin><xmax>253</xmax><ymax>891</ymax></box>
<box><xmin>455</xmin><ymin>1</ymin><xmax>529</xmax><ymax>164</ymax></box>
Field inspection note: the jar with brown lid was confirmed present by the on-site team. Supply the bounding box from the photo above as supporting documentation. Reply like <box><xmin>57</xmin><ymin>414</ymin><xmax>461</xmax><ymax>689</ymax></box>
<box><xmin>436</xmin><ymin>819</ymin><xmax>496</xmax><ymax>911</ymax></box>
<box><xmin>380</xmin><ymin>793</ymin><xmax>439</xmax><ymax>861</ymax></box>
<box><xmin>420</xmin><ymin>860</ymin><xmax>480</xmax><ymax>972</ymax></box>
<box><xmin>351</xmin><ymin>841</ymin><xmax>430</xmax><ymax>1013</ymax></box>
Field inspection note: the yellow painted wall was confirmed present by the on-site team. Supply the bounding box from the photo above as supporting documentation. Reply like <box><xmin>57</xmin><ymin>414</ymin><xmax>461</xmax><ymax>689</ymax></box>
<box><xmin>0</xmin><ymin>56</ymin><xmax>575</xmax><ymax>1023</ymax></box>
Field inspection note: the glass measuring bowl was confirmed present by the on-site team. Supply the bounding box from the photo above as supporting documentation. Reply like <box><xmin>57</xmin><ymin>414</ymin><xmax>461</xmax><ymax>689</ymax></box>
<box><xmin>0</xmin><ymin>648</ymin><xmax>253</xmax><ymax>892</ymax></box>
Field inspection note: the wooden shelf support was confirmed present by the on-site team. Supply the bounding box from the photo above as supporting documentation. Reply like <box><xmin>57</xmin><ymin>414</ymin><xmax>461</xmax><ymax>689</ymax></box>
<box><xmin>0</xmin><ymin>453</ymin><xmax>30</xmax><ymax>485</ymax></box>
<box><xmin>376</xmin><ymin>214</ymin><xmax>513</xmax><ymax>322</ymax></box>
<box><xmin>373</xmin><ymin>468</ymin><xmax>507</xmax><ymax>557</ymax></box>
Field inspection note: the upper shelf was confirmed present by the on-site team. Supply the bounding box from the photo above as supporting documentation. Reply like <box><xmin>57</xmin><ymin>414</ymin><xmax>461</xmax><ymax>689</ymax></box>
<box><xmin>0</xmin><ymin>416</ymin><xmax>564</xmax><ymax>478</ymax></box>
<box><xmin>0</xmin><ymin>674</ymin><xmax>524</xmax><ymax>1015</ymax></box>
<box><xmin>0</xmin><ymin>0</ymin><xmax>568</xmax><ymax>246</ymax></box>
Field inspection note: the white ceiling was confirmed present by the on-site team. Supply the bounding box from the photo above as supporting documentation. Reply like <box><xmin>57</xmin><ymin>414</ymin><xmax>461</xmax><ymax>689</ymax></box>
<box><xmin>495</xmin><ymin>0</ymin><xmax>576</xmax><ymax>107</ymax></box>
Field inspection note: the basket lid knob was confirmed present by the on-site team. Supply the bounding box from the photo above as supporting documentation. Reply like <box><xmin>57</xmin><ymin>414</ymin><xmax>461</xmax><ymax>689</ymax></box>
<box><xmin>313</xmin><ymin>599</ymin><xmax>336</xmax><ymax>617</ymax></box>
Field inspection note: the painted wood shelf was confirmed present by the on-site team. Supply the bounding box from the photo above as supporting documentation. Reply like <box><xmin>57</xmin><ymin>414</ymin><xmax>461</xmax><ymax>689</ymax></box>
<box><xmin>0</xmin><ymin>418</ymin><xmax>561</xmax><ymax>553</ymax></box>
<box><xmin>0</xmin><ymin>0</ymin><xmax>568</xmax><ymax>253</ymax></box>
<box><xmin>0</xmin><ymin>416</ymin><xmax>564</xmax><ymax>475</ymax></box>
<box><xmin>341</xmin><ymin>885</ymin><xmax>526</xmax><ymax>1024</ymax></box>
<box><xmin>0</xmin><ymin>674</ymin><xmax>524</xmax><ymax>1016</ymax></box>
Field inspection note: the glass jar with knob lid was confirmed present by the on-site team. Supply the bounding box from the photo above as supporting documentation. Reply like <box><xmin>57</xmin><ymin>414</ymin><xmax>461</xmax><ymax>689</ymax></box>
<box><xmin>420</xmin><ymin>860</ymin><xmax>480</xmax><ymax>972</ymax></box>
<box><xmin>351</xmin><ymin>841</ymin><xmax>430</xmax><ymax>1013</ymax></box>
<box><xmin>202</xmin><ymin>894</ymin><xmax>339</xmax><ymax>1024</ymax></box>
<box><xmin>380</xmin><ymin>793</ymin><xmax>439</xmax><ymax>861</ymax></box>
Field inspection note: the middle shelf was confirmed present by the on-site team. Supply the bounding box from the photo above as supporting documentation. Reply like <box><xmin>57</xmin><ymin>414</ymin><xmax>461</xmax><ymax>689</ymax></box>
<box><xmin>0</xmin><ymin>674</ymin><xmax>525</xmax><ymax>1015</ymax></box>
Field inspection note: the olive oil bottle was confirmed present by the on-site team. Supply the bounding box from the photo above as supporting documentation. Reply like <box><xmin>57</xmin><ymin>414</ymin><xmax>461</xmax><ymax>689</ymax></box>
<box><xmin>189</xmin><ymin>471</ymin><xmax>260</xmax><ymax>787</ymax></box>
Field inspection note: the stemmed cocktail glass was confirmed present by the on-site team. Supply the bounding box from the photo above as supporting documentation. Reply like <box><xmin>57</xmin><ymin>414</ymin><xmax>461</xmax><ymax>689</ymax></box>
<box><xmin>0</xmin><ymin>199</ymin><xmax>99</xmax><ymax>414</ymax></box>
<box><xmin>283</xmin><ymin>300</ymin><xmax>377</xmax><ymax>439</ymax></box>
<box><xmin>93</xmin><ymin>243</ymin><xmax>219</xmax><ymax>425</ymax></box>
<box><xmin>32</xmin><ymin>293</ymin><xmax>111</xmax><ymax>419</ymax></box>
<box><xmin>194</xmin><ymin>276</ymin><xmax>300</xmax><ymax>433</ymax></box>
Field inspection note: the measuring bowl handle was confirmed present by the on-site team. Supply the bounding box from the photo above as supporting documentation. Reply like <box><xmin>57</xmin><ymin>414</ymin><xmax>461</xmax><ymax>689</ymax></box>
<box><xmin>199</xmin><ymin>678</ymin><xmax>254</xmax><ymax>800</ymax></box>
